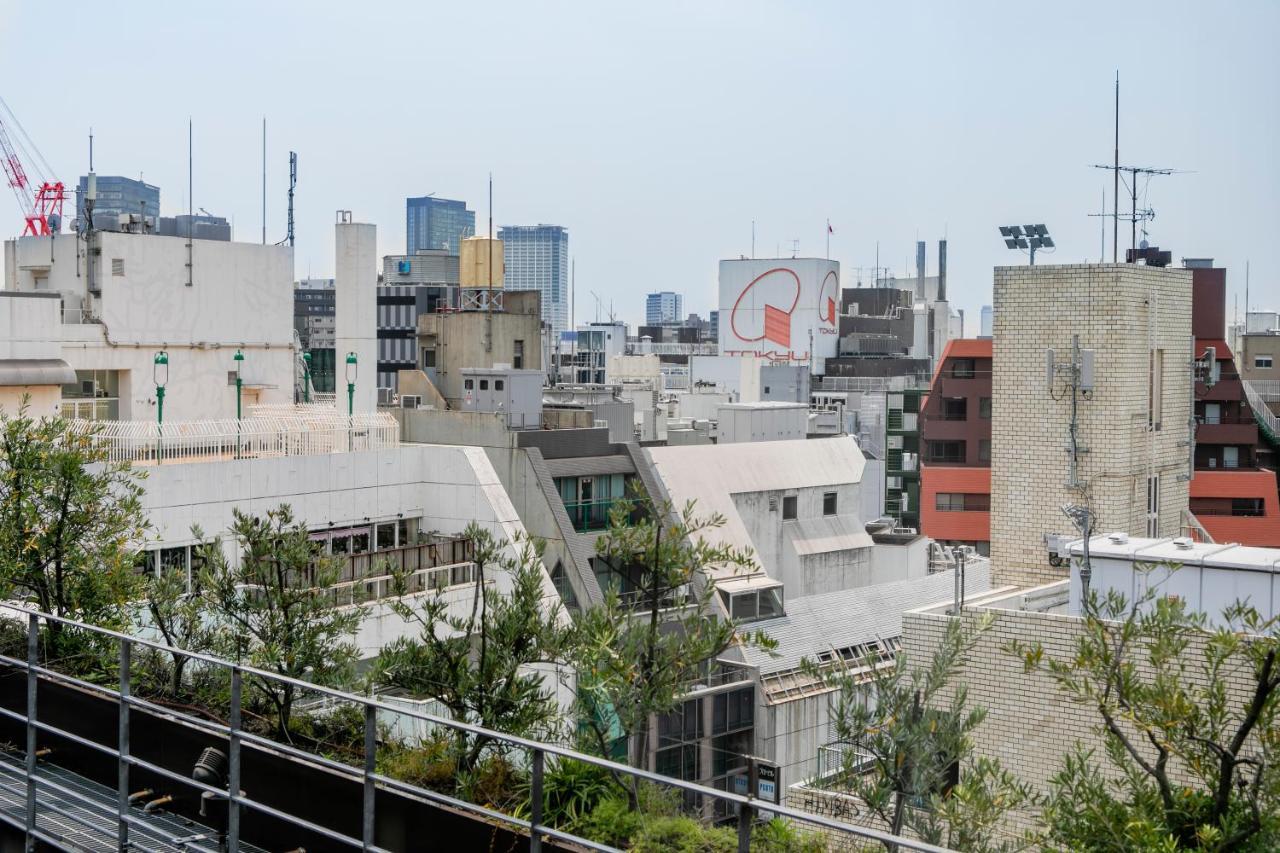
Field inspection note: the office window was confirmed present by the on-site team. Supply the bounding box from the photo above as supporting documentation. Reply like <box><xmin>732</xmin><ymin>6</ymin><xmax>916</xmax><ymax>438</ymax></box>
<box><xmin>979</xmin><ymin>397</ymin><xmax>992</xmax><ymax>419</ymax></box>
<box><xmin>926</xmin><ymin>441</ymin><xmax>966</xmax><ymax>463</ymax></box>
<box><xmin>781</xmin><ymin>495</ymin><xmax>797</xmax><ymax>520</ymax></box>
<box><xmin>1223</xmin><ymin>446</ymin><xmax>1240</xmax><ymax>469</ymax></box>
<box><xmin>951</xmin><ymin>359</ymin><xmax>975</xmax><ymax>378</ymax></box>
<box><xmin>823</xmin><ymin>491</ymin><xmax>838</xmax><ymax>516</ymax></box>
<box><xmin>513</xmin><ymin>340</ymin><xmax>525</xmax><ymax>369</ymax></box>
<box><xmin>421</xmin><ymin>348</ymin><xmax>436</xmax><ymax>368</ymax></box>
<box><xmin>1257</xmin><ymin>355</ymin><xmax>1274</xmax><ymax>369</ymax></box>
<box><xmin>979</xmin><ymin>439</ymin><xmax>991</xmax><ymax>462</ymax></box>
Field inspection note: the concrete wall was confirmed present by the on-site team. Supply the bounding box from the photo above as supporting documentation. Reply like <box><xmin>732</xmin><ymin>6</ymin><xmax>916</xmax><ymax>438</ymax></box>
<box><xmin>417</xmin><ymin>310</ymin><xmax>543</xmax><ymax>404</ymax></box>
<box><xmin>716</xmin><ymin>403</ymin><xmax>808</xmax><ymax>443</ymax></box>
<box><xmin>5</xmin><ymin>233</ymin><xmax>295</xmax><ymax>422</ymax></box>
<box><xmin>991</xmin><ymin>264</ymin><xmax>1192</xmax><ymax>588</ymax></box>
<box><xmin>335</xmin><ymin>221</ymin><xmax>379</xmax><ymax>415</ymax></box>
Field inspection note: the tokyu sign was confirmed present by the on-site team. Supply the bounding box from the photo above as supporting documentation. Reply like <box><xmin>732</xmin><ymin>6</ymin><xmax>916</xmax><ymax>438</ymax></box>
<box><xmin>718</xmin><ymin>258</ymin><xmax>840</xmax><ymax>369</ymax></box>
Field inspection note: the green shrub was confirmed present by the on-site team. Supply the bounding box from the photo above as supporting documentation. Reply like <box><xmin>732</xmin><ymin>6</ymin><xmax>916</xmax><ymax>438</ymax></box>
<box><xmin>574</xmin><ymin>795</ymin><xmax>643</xmax><ymax>848</ymax></box>
<box><xmin>378</xmin><ymin>734</ymin><xmax>458</xmax><ymax>791</ymax></box>
<box><xmin>632</xmin><ymin>815</ymin><xmax>737</xmax><ymax>852</ymax></box>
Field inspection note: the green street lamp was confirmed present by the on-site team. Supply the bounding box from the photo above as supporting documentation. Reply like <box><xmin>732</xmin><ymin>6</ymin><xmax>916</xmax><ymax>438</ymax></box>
<box><xmin>344</xmin><ymin>352</ymin><xmax>358</xmax><ymax>417</ymax></box>
<box><xmin>302</xmin><ymin>351</ymin><xmax>312</xmax><ymax>404</ymax></box>
<box><xmin>234</xmin><ymin>348</ymin><xmax>245</xmax><ymax>457</ymax></box>
<box><xmin>154</xmin><ymin>350</ymin><xmax>169</xmax><ymax>462</ymax></box>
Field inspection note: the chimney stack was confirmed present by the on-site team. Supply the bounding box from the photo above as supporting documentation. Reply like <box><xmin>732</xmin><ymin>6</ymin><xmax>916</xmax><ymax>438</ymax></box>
<box><xmin>915</xmin><ymin>240</ymin><xmax>926</xmax><ymax>300</ymax></box>
<box><xmin>938</xmin><ymin>239</ymin><xmax>947</xmax><ymax>301</ymax></box>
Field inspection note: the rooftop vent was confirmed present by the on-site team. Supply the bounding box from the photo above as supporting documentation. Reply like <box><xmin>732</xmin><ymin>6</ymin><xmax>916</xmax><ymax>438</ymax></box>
<box><xmin>1108</xmin><ymin>532</ymin><xmax>1129</xmax><ymax>544</ymax></box>
<box><xmin>1172</xmin><ymin>536</ymin><xmax>1194</xmax><ymax>550</ymax></box>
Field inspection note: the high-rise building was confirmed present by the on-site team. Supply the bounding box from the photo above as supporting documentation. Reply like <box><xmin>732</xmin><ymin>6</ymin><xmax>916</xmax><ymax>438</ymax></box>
<box><xmin>645</xmin><ymin>291</ymin><xmax>683</xmax><ymax>325</ymax></box>
<box><xmin>405</xmin><ymin>196</ymin><xmax>474</xmax><ymax>255</ymax></box>
<box><xmin>76</xmin><ymin>175</ymin><xmax>160</xmax><ymax>230</ymax></box>
<box><xmin>980</xmin><ymin>305</ymin><xmax>993</xmax><ymax>337</ymax></box>
<box><xmin>500</xmin><ymin>224</ymin><xmax>569</xmax><ymax>336</ymax></box>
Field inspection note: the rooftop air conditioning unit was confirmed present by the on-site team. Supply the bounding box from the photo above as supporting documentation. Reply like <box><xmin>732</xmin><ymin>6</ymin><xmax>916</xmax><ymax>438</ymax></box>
<box><xmin>400</xmin><ymin>395</ymin><xmax>421</xmax><ymax>409</ymax></box>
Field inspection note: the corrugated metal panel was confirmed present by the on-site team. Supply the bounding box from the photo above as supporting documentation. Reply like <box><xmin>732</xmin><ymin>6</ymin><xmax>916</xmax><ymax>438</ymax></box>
<box><xmin>736</xmin><ymin>562</ymin><xmax>991</xmax><ymax>676</ymax></box>
<box><xmin>543</xmin><ymin>454</ymin><xmax>635</xmax><ymax>478</ymax></box>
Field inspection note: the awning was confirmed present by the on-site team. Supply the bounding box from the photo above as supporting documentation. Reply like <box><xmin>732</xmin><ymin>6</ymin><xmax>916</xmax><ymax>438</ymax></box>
<box><xmin>0</xmin><ymin>359</ymin><xmax>77</xmax><ymax>387</ymax></box>
<box><xmin>543</xmin><ymin>455</ymin><xmax>635</xmax><ymax>478</ymax></box>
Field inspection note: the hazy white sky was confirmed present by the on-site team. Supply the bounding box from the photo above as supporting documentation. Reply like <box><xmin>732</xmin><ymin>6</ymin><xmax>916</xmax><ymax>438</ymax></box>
<box><xmin>1</xmin><ymin>1</ymin><xmax>1276</xmax><ymax>330</ymax></box>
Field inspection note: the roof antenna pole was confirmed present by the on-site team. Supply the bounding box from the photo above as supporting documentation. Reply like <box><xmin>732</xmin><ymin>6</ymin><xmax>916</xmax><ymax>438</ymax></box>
<box><xmin>1113</xmin><ymin>71</ymin><xmax>1119</xmax><ymax>263</ymax></box>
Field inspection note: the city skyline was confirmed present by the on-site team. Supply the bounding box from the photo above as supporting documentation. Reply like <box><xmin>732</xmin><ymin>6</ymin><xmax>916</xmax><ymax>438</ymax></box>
<box><xmin>0</xmin><ymin>1</ymin><xmax>1276</xmax><ymax>332</ymax></box>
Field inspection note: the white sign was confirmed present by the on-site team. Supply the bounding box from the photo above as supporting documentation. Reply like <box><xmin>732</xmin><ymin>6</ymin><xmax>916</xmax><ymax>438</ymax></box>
<box><xmin>718</xmin><ymin>258</ymin><xmax>840</xmax><ymax>370</ymax></box>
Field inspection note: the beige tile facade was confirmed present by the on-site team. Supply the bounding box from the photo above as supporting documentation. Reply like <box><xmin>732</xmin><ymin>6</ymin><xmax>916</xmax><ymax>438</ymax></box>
<box><xmin>990</xmin><ymin>264</ymin><xmax>1192</xmax><ymax>588</ymax></box>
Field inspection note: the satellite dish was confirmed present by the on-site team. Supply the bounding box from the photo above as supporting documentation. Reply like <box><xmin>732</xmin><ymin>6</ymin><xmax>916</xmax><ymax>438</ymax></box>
<box><xmin>45</xmin><ymin>213</ymin><xmax>60</xmax><ymax>233</ymax></box>
<box><xmin>1139</xmin><ymin>239</ymin><xmax>1149</xmax><ymax>250</ymax></box>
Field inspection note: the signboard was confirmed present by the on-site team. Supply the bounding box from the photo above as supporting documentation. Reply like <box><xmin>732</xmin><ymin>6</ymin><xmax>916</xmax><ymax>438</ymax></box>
<box><xmin>718</xmin><ymin>258</ymin><xmax>840</xmax><ymax>369</ymax></box>
<box><xmin>755</xmin><ymin>762</ymin><xmax>780</xmax><ymax>804</ymax></box>
<box><xmin>732</xmin><ymin>773</ymin><xmax>748</xmax><ymax>795</ymax></box>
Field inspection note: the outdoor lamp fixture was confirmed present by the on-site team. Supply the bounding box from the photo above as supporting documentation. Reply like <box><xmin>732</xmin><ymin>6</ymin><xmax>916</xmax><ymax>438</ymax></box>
<box><xmin>345</xmin><ymin>352</ymin><xmax>358</xmax><ymax>416</ymax></box>
<box><xmin>234</xmin><ymin>349</ymin><xmax>245</xmax><ymax>458</ymax></box>
<box><xmin>302</xmin><ymin>351</ymin><xmax>312</xmax><ymax>403</ymax></box>
<box><xmin>999</xmin><ymin>224</ymin><xmax>1054</xmax><ymax>265</ymax></box>
<box><xmin>153</xmin><ymin>350</ymin><xmax>169</xmax><ymax>463</ymax></box>
<box><xmin>1062</xmin><ymin>503</ymin><xmax>1096</xmax><ymax>605</ymax></box>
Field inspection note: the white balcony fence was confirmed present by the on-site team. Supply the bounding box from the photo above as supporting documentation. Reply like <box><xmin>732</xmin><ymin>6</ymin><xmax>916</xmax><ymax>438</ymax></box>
<box><xmin>69</xmin><ymin>411</ymin><xmax>400</xmax><ymax>465</ymax></box>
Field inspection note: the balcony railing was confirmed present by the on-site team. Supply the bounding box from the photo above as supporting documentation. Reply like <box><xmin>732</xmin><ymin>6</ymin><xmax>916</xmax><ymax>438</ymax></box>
<box><xmin>562</xmin><ymin>498</ymin><xmax>622</xmax><ymax>532</ymax></box>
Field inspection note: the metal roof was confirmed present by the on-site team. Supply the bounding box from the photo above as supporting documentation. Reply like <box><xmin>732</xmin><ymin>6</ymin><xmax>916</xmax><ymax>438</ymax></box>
<box><xmin>733</xmin><ymin>561</ymin><xmax>992</xmax><ymax>678</ymax></box>
<box><xmin>543</xmin><ymin>454</ymin><xmax>635</xmax><ymax>478</ymax></box>
<box><xmin>0</xmin><ymin>358</ymin><xmax>76</xmax><ymax>386</ymax></box>
<box><xmin>790</xmin><ymin>516</ymin><xmax>875</xmax><ymax>555</ymax></box>
<box><xmin>1069</xmin><ymin>535</ymin><xmax>1280</xmax><ymax>572</ymax></box>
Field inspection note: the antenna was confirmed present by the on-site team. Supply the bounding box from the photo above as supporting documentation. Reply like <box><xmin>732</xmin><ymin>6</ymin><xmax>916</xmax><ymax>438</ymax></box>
<box><xmin>286</xmin><ymin>151</ymin><xmax>296</xmax><ymax>246</ymax></box>
<box><xmin>261</xmin><ymin>116</ymin><xmax>267</xmax><ymax>245</ymax></box>
<box><xmin>88</xmin><ymin>127</ymin><xmax>93</xmax><ymax>171</ymax></box>
<box><xmin>186</xmin><ymin>117</ymin><xmax>193</xmax><ymax>287</ymax></box>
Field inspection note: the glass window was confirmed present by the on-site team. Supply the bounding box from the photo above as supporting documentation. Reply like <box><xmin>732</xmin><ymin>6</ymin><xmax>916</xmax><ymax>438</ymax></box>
<box><xmin>464</xmin><ymin>379</ymin><xmax>474</xmax><ymax>390</ymax></box>
<box><xmin>759</xmin><ymin>587</ymin><xmax>784</xmax><ymax>618</ymax></box>
<box><xmin>351</xmin><ymin>530</ymin><xmax>370</xmax><ymax>554</ymax></box>
<box><xmin>942</xmin><ymin>398</ymin><xmax>967</xmax><ymax>420</ymax></box>
<box><xmin>730</xmin><ymin>592</ymin><xmax>757</xmax><ymax>621</ymax></box>
<box><xmin>1256</xmin><ymin>356</ymin><xmax>1274</xmax><ymax>369</ymax></box>
<box><xmin>376</xmin><ymin>522</ymin><xmax>396</xmax><ymax>551</ymax></box>
<box><xmin>479</xmin><ymin>379</ymin><xmax>489</xmax><ymax>390</ymax></box>
<box><xmin>979</xmin><ymin>397</ymin><xmax>992</xmax><ymax>419</ymax></box>
<box><xmin>927</xmin><ymin>441</ymin><xmax>966</xmax><ymax>463</ymax></box>
<box><xmin>823</xmin><ymin>492</ymin><xmax>838</xmax><ymax>516</ymax></box>
<box><xmin>331</xmin><ymin>535</ymin><xmax>351</xmax><ymax>555</ymax></box>
<box><xmin>495</xmin><ymin>380</ymin><xmax>504</xmax><ymax>391</ymax></box>
<box><xmin>781</xmin><ymin>495</ymin><xmax>797</xmax><ymax>520</ymax></box>
<box><xmin>951</xmin><ymin>359</ymin><xmax>975</xmax><ymax>378</ymax></box>
<box><xmin>397</xmin><ymin>519</ymin><xmax>412</xmax><ymax>547</ymax></box>
<box><xmin>979</xmin><ymin>439</ymin><xmax>991</xmax><ymax>462</ymax></box>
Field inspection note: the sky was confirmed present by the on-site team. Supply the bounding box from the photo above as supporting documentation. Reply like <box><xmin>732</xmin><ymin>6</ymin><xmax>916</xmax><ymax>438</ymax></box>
<box><xmin>0</xmin><ymin>1</ymin><xmax>1276</xmax><ymax>332</ymax></box>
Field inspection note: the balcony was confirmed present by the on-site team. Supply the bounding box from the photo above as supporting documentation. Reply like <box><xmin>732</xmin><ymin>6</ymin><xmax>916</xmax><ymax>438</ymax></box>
<box><xmin>1196</xmin><ymin>417</ymin><xmax>1259</xmax><ymax>446</ymax></box>
<box><xmin>1198</xmin><ymin>377</ymin><xmax>1244</xmax><ymax>402</ymax></box>
<box><xmin>563</xmin><ymin>498</ymin><xmax>621</xmax><ymax>532</ymax></box>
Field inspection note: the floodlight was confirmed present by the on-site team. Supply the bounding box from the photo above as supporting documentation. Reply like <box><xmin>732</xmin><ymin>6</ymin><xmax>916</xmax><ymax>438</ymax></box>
<box><xmin>999</xmin><ymin>223</ymin><xmax>1052</xmax><ymax>265</ymax></box>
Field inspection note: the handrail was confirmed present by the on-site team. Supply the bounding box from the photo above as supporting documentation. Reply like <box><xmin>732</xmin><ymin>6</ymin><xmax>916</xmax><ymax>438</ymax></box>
<box><xmin>0</xmin><ymin>602</ymin><xmax>955</xmax><ymax>853</ymax></box>
<box><xmin>1242</xmin><ymin>379</ymin><xmax>1279</xmax><ymax>445</ymax></box>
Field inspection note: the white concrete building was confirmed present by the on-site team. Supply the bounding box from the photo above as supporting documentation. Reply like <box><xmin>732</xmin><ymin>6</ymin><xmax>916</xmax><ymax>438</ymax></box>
<box><xmin>4</xmin><ymin>231</ymin><xmax>295</xmax><ymax>422</ymax></box>
<box><xmin>715</xmin><ymin>402</ymin><xmax>808</xmax><ymax>444</ymax></box>
<box><xmin>646</xmin><ymin>436</ymin><xmax>917</xmax><ymax>602</ymax></box>
<box><xmin>0</xmin><ymin>292</ymin><xmax>75</xmax><ymax>417</ymax></box>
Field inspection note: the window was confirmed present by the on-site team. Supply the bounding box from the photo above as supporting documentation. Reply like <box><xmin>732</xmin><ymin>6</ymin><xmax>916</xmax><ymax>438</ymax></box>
<box><xmin>979</xmin><ymin>397</ymin><xmax>992</xmax><ymax>419</ymax></box>
<box><xmin>1203</xmin><ymin>403</ymin><xmax>1222</xmax><ymax>424</ymax></box>
<box><xmin>1257</xmin><ymin>355</ymin><xmax>1274</xmax><ymax>369</ymax></box>
<box><xmin>513</xmin><ymin>340</ymin><xmax>524</xmax><ymax>369</ymax></box>
<box><xmin>951</xmin><ymin>359</ymin><xmax>975</xmax><ymax>378</ymax></box>
<box><xmin>495</xmin><ymin>380</ymin><xmax>504</xmax><ymax>391</ymax></box>
<box><xmin>421</xmin><ymin>348</ymin><xmax>437</xmax><ymax>368</ymax></box>
<box><xmin>781</xmin><ymin>495</ymin><xmax>797</xmax><ymax>520</ymax></box>
<box><xmin>1146</xmin><ymin>475</ymin><xmax>1160</xmax><ymax>537</ymax></box>
<box><xmin>1223</xmin><ymin>446</ymin><xmax>1240</xmax><ymax>469</ymax></box>
<box><xmin>941</xmin><ymin>398</ymin><xmax>967</xmax><ymax>420</ymax></box>
<box><xmin>479</xmin><ymin>379</ymin><xmax>489</xmax><ymax>390</ymax></box>
<box><xmin>1148</xmin><ymin>348</ymin><xmax>1164</xmax><ymax>430</ymax></box>
<box><xmin>712</xmin><ymin>688</ymin><xmax>754</xmax><ymax>735</ymax></box>
<box><xmin>926</xmin><ymin>441</ymin><xmax>966</xmax><ymax>463</ymax></box>
<box><xmin>1231</xmin><ymin>498</ymin><xmax>1265</xmax><ymax>517</ymax></box>
<box><xmin>936</xmin><ymin>493</ymin><xmax>990</xmax><ymax>512</ymax></box>
<box><xmin>464</xmin><ymin>379</ymin><xmax>474</xmax><ymax>390</ymax></box>
<box><xmin>979</xmin><ymin>439</ymin><xmax>991</xmax><ymax>462</ymax></box>
<box><xmin>724</xmin><ymin>587</ymin><xmax>784</xmax><ymax>622</ymax></box>
<box><xmin>823</xmin><ymin>491</ymin><xmax>838</xmax><ymax>516</ymax></box>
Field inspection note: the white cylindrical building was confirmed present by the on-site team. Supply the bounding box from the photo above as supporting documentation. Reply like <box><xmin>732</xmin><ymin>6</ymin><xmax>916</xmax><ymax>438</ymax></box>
<box><xmin>334</xmin><ymin>218</ymin><xmax>378</xmax><ymax>415</ymax></box>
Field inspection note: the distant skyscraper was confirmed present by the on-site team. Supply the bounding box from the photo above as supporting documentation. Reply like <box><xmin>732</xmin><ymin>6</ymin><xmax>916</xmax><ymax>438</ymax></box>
<box><xmin>645</xmin><ymin>291</ymin><xmax>683</xmax><ymax>325</ymax></box>
<box><xmin>499</xmin><ymin>224</ymin><xmax>569</xmax><ymax>336</ymax></box>
<box><xmin>980</xmin><ymin>305</ymin><xmax>993</xmax><ymax>337</ymax></box>
<box><xmin>405</xmin><ymin>196</ymin><xmax>475</xmax><ymax>255</ymax></box>
<box><xmin>709</xmin><ymin>310</ymin><xmax>720</xmax><ymax>343</ymax></box>
<box><xmin>76</xmin><ymin>175</ymin><xmax>160</xmax><ymax>229</ymax></box>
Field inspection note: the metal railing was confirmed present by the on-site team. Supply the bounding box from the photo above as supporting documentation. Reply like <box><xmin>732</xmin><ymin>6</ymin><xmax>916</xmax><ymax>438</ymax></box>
<box><xmin>68</xmin><ymin>411</ymin><xmax>400</xmax><ymax>465</ymax></box>
<box><xmin>562</xmin><ymin>499</ymin><xmax>619</xmax><ymax>532</ymax></box>
<box><xmin>1250</xmin><ymin>380</ymin><xmax>1280</xmax><ymax>402</ymax></box>
<box><xmin>0</xmin><ymin>604</ymin><xmax>954</xmax><ymax>853</ymax></box>
<box><xmin>1242</xmin><ymin>379</ymin><xmax>1280</xmax><ymax>444</ymax></box>
<box><xmin>814</xmin><ymin>375</ymin><xmax>929</xmax><ymax>393</ymax></box>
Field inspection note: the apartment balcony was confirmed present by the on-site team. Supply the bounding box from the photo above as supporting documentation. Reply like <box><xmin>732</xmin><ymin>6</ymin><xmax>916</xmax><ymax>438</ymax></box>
<box><xmin>1198</xmin><ymin>377</ymin><xmax>1245</xmax><ymax>403</ymax></box>
<box><xmin>920</xmin><ymin>416</ymin><xmax>984</xmax><ymax>442</ymax></box>
<box><xmin>1195</xmin><ymin>418</ymin><xmax>1259</xmax><ymax>446</ymax></box>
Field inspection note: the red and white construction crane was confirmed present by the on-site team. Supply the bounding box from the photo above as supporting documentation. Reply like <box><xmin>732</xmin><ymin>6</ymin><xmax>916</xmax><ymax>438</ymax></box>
<box><xmin>0</xmin><ymin>96</ymin><xmax>64</xmax><ymax>236</ymax></box>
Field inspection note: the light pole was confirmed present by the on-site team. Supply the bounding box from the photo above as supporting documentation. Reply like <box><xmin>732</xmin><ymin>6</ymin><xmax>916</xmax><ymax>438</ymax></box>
<box><xmin>344</xmin><ymin>352</ymin><xmax>358</xmax><ymax>417</ymax></box>
<box><xmin>234</xmin><ymin>349</ymin><xmax>245</xmax><ymax>457</ymax></box>
<box><xmin>153</xmin><ymin>351</ymin><xmax>168</xmax><ymax>462</ymax></box>
<box><xmin>999</xmin><ymin>224</ymin><xmax>1054</xmax><ymax>266</ymax></box>
<box><xmin>302</xmin><ymin>351</ymin><xmax>312</xmax><ymax>404</ymax></box>
<box><xmin>1062</xmin><ymin>503</ymin><xmax>1096</xmax><ymax>608</ymax></box>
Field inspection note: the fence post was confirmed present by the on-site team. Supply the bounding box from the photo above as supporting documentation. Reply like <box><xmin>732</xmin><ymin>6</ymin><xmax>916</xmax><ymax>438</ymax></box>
<box><xmin>530</xmin><ymin>748</ymin><xmax>544</xmax><ymax>853</ymax></box>
<box><xmin>24</xmin><ymin>614</ymin><xmax>38</xmax><ymax>850</ymax></box>
<box><xmin>363</xmin><ymin>701</ymin><xmax>376</xmax><ymax>850</ymax></box>
<box><xmin>117</xmin><ymin>639</ymin><xmax>131</xmax><ymax>850</ymax></box>
<box><xmin>228</xmin><ymin>667</ymin><xmax>242</xmax><ymax>853</ymax></box>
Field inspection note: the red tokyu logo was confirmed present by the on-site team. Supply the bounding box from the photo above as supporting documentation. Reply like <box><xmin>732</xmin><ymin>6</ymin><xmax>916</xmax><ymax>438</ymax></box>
<box><xmin>817</xmin><ymin>269</ymin><xmax>838</xmax><ymax>327</ymax></box>
<box><xmin>729</xmin><ymin>268</ymin><xmax>801</xmax><ymax>348</ymax></box>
